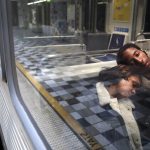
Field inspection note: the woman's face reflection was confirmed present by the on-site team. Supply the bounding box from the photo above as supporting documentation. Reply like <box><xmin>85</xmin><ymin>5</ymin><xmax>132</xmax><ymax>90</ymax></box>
<box><xmin>116</xmin><ymin>75</ymin><xmax>141</xmax><ymax>98</ymax></box>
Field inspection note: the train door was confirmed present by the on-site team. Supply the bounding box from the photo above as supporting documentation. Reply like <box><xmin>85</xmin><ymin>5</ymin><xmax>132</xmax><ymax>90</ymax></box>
<box><xmin>143</xmin><ymin>0</ymin><xmax>150</xmax><ymax>39</ymax></box>
<box><xmin>11</xmin><ymin>1</ymin><xmax>19</xmax><ymax>26</ymax></box>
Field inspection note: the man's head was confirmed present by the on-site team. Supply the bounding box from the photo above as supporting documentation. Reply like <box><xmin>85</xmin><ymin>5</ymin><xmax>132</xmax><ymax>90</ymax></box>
<box><xmin>117</xmin><ymin>43</ymin><xmax>150</xmax><ymax>68</ymax></box>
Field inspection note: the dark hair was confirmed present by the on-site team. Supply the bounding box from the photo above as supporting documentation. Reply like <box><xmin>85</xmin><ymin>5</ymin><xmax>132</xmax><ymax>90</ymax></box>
<box><xmin>116</xmin><ymin>43</ymin><xmax>141</xmax><ymax>65</ymax></box>
<box><xmin>99</xmin><ymin>65</ymin><xmax>141</xmax><ymax>83</ymax></box>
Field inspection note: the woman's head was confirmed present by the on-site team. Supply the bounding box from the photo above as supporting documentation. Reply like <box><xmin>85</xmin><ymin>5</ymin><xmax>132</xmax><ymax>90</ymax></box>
<box><xmin>99</xmin><ymin>65</ymin><xmax>141</xmax><ymax>98</ymax></box>
<box><xmin>117</xmin><ymin>43</ymin><xmax>150</xmax><ymax>68</ymax></box>
<box><xmin>115</xmin><ymin>74</ymin><xmax>141</xmax><ymax>98</ymax></box>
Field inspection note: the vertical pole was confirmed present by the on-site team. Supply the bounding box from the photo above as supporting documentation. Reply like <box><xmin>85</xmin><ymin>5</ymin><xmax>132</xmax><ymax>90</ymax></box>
<box><xmin>131</xmin><ymin>0</ymin><xmax>138</xmax><ymax>41</ymax></box>
<box><xmin>0</xmin><ymin>12</ymin><xmax>7</xmax><ymax>82</ymax></box>
<box><xmin>141</xmin><ymin>0</ymin><xmax>147</xmax><ymax>32</ymax></box>
<box><xmin>88</xmin><ymin>0</ymin><xmax>92</xmax><ymax>31</ymax></box>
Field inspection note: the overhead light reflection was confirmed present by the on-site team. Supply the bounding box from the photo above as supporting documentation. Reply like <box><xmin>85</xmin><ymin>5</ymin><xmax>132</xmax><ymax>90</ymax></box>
<box><xmin>27</xmin><ymin>0</ymin><xmax>51</xmax><ymax>5</ymax></box>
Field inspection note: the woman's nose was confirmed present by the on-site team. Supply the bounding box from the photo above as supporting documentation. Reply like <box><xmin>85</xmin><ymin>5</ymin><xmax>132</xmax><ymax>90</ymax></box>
<box><xmin>131</xmin><ymin>89</ymin><xmax>136</xmax><ymax>94</ymax></box>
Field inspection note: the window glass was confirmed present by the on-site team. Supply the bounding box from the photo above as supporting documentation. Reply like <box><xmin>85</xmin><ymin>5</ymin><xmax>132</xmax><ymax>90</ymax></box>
<box><xmin>11</xmin><ymin>0</ymin><xmax>150</xmax><ymax>149</ymax></box>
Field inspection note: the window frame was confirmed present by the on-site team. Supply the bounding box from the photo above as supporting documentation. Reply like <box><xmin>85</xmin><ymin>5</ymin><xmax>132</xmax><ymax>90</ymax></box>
<box><xmin>0</xmin><ymin>0</ymin><xmax>51</xmax><ymax>149</ymax></box>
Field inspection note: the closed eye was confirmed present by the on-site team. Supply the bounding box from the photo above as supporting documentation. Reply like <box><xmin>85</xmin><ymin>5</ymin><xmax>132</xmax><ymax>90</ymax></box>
<box><xmin>132</xmin><ymin>81</ymin><xmax>140</xmax><ymax>88</ymax></box>
<box><xmin>134</xmin><ymin>51</ymin><xmax>140</xmax><ymax>57</ymax></box>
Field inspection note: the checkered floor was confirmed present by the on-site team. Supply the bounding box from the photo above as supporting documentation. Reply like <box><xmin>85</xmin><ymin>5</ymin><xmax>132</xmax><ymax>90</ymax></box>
<box><xmin>14</xmin><ymin>29</ymin><xmax>150</xmax><ymax>150</ymax></box>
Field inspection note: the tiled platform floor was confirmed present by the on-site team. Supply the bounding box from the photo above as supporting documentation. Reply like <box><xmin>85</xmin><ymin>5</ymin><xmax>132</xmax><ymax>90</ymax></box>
<box><xmin>14</xmin><ymin>30</ymin><xmax>150</xmax><ymax>150</ymax></box>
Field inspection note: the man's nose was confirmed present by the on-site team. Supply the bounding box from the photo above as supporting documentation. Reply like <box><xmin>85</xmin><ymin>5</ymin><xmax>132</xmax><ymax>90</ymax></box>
<box><xmin>135</xmin><ymin>57</ymin><xmax>143</xmax><ymax>63</ymax></box>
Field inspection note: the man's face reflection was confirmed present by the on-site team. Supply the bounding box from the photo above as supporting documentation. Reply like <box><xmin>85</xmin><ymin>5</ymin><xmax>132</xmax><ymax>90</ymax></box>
<box><xmin>123</xmin><ymin>48</ymin><xmax>150</xmax><ymax>68</ymax></box>
<box><xmin>117</xmin><ymin>75</ymin><xmax>141</xmax><ymax>98</ymax></box>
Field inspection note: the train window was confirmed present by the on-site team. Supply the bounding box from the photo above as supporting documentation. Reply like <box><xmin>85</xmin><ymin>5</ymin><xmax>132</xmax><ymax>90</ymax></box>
<box><xmin>144</xmin><ymin>0</ymin><xmax>150</xmax><ymax>33</ymax></box>
<box><xmin>96</xmin><ymin>0</ymin><xmax>107</xmax><ymax>32</ymax></box>
<box><xmin>82</xmin><ymin>0</ymin><xmax>107</xmax><ymax>32</ymax></box>
<box><xmin>1</xmin><ymin>0</ymin><xmax>150</xmax><ymax>149</ymax></box>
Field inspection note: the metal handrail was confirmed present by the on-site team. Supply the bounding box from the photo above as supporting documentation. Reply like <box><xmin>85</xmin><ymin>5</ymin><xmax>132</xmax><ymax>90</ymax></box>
<box><xmin>136</xmin><ymin>32</ymin><xmax>150</xmax><ymax>40</ymax></box>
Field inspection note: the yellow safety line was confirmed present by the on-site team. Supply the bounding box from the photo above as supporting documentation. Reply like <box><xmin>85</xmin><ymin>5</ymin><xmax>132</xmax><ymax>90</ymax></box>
<box><xmin>16</xmin><ymin>61</ymin><xmax>103</xmax><ymax>150</ymax></box>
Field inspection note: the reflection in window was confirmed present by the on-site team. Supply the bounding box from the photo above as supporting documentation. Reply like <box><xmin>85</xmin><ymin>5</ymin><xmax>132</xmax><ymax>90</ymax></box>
<box><xmin>11</xmin><ymin>0</ymin><xmax>150</xmax><ymax>149</ymax></box>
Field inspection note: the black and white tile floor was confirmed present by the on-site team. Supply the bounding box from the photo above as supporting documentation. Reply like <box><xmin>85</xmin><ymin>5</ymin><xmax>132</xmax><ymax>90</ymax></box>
<box><xmin>14</xmin><ymin>30</ymin><xmax>150</xmax><ymax>150</ymax></box>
